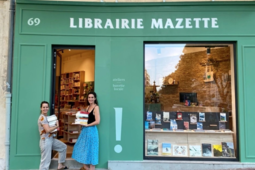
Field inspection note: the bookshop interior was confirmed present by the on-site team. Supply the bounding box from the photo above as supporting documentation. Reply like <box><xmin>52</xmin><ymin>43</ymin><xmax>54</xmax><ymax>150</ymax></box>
<box><xmin>52</xmin><ymin>48</ymin><xmax>95</xmax><ymax>159</ymax></box>
<box><xmin>144</xmin><ymin>43</ymin><xmax>237</xmax><ymax>159</ymax></box>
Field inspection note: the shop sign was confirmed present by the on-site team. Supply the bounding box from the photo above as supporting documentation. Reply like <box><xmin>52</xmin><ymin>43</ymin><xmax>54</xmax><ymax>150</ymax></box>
<box><xmin>70</xmin><ymin>18</ymin><xmax>219</xmax><ymax>29</ymax></box>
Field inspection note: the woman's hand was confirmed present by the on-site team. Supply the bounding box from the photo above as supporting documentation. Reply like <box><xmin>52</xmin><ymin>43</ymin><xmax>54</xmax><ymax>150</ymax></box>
<box><xmin>81</xmin><ymin>124</ymin><xmax>88</xmax><ymax>127</ymax></box>
<box><xmin>56</xmin><ymin>121</ymin><xmax>60</xmax><ymax>131</ymax></box>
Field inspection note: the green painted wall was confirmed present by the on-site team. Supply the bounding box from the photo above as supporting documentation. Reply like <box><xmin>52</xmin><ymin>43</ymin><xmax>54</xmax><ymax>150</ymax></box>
<box><xmin>10</xmin><ymin>0</ymin><xmax>255</xmax><ymax>169</ymax></box>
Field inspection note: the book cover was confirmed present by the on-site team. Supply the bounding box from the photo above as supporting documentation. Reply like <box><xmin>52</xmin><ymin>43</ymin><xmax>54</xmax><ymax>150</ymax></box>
<box><xmin>184</xmin><ymin>121</ymin><xmax>189</xmax><ymax>130</ymax></box>
<box><xmin>190</xmin><ymin>114</ymin><xmax>197</xmax><ymax>124</ymax></box>
<box><xmin>147</xmin><ymin>111</ymin><xmax>152</xmax><ymax>120</ymax></box>
<box><xmin>47</xmin><ymin>115</ymin><xmax>57</xmax><ymax>122</ymax></box>
<box><xmin>197</xmin><ymin>122</ymin><xmax>203</xmax><ymax>130</ymax></box>
<box><xmin>163</xmin><ymin>112</ymin><xmax>170</xmax><ymax>122</ymax></box>
<box><xmin>48</xmin><ymin>120</ymin><xmax>57</xmax><ymax>127</ymax></box>
<box><xmin>213</xmin><ymin>144</ymin><xmax>222</xmax><ymax>157</ymax></box>
<box><xmin>199</xmin><ymin>112</ymin><xmax>205</xmax><ymax>122</ymax></box>
<box><xmin>162</xmin><ymin>143</ymin><xmax>171</xmax><ymax>156</ymax></box>
<box><xmin>155</xmin><ymin>113</ymin><xmax>161</xmax><ymax>125</ymax></box>
<box><xmin>74</xmin><ymin>119</ymin><xmax>88</xmax><ymax>125</ymax></box>
<box><xmin>202</xmin><ymin>144</ymin><xmax>212</xmax><ymax>157</ymax></box>
<box><xmin>222</xmin><ymin>142</ymin><xmax>235</xmax><ymax>157</ymax></box>
<box><xmin>176</xmin><ymin>112</ymin><xmax>182</xmax><ymax>120</ymax></box>
<box><xmin>170</xmin><ymin>119</ymin><xmax>177</xmax><ymax>130</ymax></box>
<box><xmin>173</xmin><ymin>145</ymin><xmax>188</xmax><ymax>156</ymax></box>
<box><xmin>147</xmin><ymin>139</ymin><xmax>158</xmax><ymax>156</ymax></box>
<box><xmin>189</xmin><ymin>145</ymin><xmax>202</xmax><ymax>157</ymax></box>
<box><xmin>145</xmin><ymin>121</ymin><xmax>149</xmax><ymax>130</ymax></box>
<box><xmin>219</xmin><ymin>122</ymin><xmax>226</xmax><ymax>130</ymax></box>
<box><xmin>220</xmin><ymin>113</ymin><xmax>227</xmax><ymax>121</ymax></box>
<box><xmin>76</xmin><ymin>111</ymin><xmax>89</xmax><ymax>118</ymax></box>
<box><xmin>149</xmin><ymin>121</ymin><xmax>155</xmax><ymax>129</ymax></box>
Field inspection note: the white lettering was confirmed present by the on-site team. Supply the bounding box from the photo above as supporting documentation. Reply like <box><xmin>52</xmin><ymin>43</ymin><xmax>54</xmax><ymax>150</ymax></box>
<box><xmin>212</xmin><ymin>18</ymin><xmax>219</xmax><ymax>28</ymax></box>
<box><xmin>185</xmin><ymin>18</ymin><xmax>192</xmax><ymax>28</ymax></box>
<box><xmin>164</xmin><ymin>19</ymin><xmax>174</xmax><ymax>29</ymax></box>
<box><xmin>70</xmin><ymin>18</ymin><xmax>77</xmax><ymax>28</ymax></box>
<box><xmin>116</xmin><ymin>19</ymin><xmax>120</xmax><ymax>29</ymax></box>
<box><xmin>175</xmin><ymin>18</ymin><xmax>184</xmax><ymax>29</ymax></box>
<box><xmin>202</xmin><ymin>18</ymin><xmax>210</xmax><ymax>28</ymax></box>
<box><xmin>151</xmin><ymin>19</ymin><xmax>163</xmax><ymax>29</ymax></box>
<box><xmin>193</xmin><ymin>18</ymin><xmax>201</xmax><ymax>28</ymax></box>
<box><xmin>121</xmin><ymin>19</ymin><xmax>129</xmax><ymax>29</ymax></box>
<box><xmin>131</xmin><ymin>19</ymin><xmax>135</xmax><ymax>29</ymax></box>
<box><xmin>94</xmin><ymin>18</ymin><xmax>103</xmax><ymax>29</ymax></box>
<box><xmin>137</xmin><ymin>19</ymin><xmax>144</xmax><ymax>29</ymax></box>
<box><xmin>85</xmin><ymin>18</ymin><xmax>93</xmax><ymax>28</ymax></box>
<box><xmin>104</xmin><ymin>19</ymin><xmax>114</xmax><ymax>29</ymax></box>
<box><xmin>79</xmin><ymin>18</ymin><xmax>83</xmax><ymax>28</ymax></box>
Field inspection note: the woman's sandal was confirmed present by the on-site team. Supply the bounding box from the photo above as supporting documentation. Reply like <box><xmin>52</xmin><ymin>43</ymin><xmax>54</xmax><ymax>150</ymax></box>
<box><xmin>58</xmin><ymin>166</ymin><xmax>68</xmax><ymax>170</ymax></box>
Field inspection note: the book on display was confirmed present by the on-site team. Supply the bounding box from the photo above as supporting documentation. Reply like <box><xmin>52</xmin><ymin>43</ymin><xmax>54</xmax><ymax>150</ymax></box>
<box><xmin>147</xmin><ymin>139</ymin><xmax>158</xmax><ymax>156</ymax></box>
<box><xmin>147</xmin><ymin>111</ymin><xmax>152</xmax><ymax>121</ymax></box>
<box><xmin>189</xmin><ymin>145</ymin><xmax>202</xmax><ymax>157</ymax></box>
<box><xmin>213</xmin><ymin>144</ymin><xmax>223</xmax><ymax>157</ymax></box>
<box><xmin>202</xmin><ymin>144</ymin><xmax>212</xmax><ymax>157</ymax></box>
<box><xmin>163</xmin><ymin>112</ymin><xmax>170</xmax><ymax>122</ymax></box>
<box><xmin>162</xmin><ymin>143</ymin><xmax>171</xmax><ymax>156</ymax></box>
<box><xmin>222</xmin><ymin>142</ymin><xmax>235</xmax><ymax>157</ymax></box>
<box><xmin>155</xmin><ymin>113</ymin><xmax>162</xmax><ymax>125</ymax></box>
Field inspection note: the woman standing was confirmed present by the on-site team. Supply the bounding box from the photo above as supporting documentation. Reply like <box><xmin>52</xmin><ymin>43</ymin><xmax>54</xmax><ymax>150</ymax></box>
<box><xmin>72</xmin><ymin>92</ymin><xmax>100</xmax><ymax>170</ymax></box>
<box><xmin>38</xmin><ymin>101</ymin><xmax>68</xmax><ymax>170</ymax></box>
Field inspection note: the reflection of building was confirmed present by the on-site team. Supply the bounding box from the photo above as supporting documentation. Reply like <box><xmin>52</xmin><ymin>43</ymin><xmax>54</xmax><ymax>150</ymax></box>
<box><xmin>145</xmin><ymin>69</ymin><xmax>150</xmax><ymax>86</ymax></box>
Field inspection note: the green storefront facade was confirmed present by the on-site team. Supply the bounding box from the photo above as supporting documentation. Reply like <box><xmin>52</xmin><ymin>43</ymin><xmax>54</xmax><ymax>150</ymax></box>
<box><xmin>10</xmin><ymin>0</ymin><xmax>255</xmax><ymax>169</ymax></box>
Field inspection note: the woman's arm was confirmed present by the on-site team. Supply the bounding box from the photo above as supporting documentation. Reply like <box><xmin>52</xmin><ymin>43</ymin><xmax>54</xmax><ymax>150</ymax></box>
<box><xmin>86</xmin><ymin>106</ymin><xmax>100</xmax><ymax>127</ymax></box>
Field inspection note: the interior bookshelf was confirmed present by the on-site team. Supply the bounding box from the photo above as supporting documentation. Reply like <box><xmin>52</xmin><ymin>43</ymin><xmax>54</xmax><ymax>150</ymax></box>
<box><xmin>62</xmin><ymin>113</ymin><xmax>81</xmax><ymax>143</ymax></box>
<box><xmin>60</xmin><ymin>71</ymin><xmax>85</xmax><ymax>104</ymax></box>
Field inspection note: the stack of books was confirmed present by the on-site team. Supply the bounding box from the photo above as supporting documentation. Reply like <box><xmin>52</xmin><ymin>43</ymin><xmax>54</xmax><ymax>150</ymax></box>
<box><xmin>47</xmin><ymin>115</ymin><xmax>58</xmax><ymax>132</ymax></box>
<box><xmin>74</xmin><ymin>111</ymin><xmax>89</xmax><ymax>125</ymax></box>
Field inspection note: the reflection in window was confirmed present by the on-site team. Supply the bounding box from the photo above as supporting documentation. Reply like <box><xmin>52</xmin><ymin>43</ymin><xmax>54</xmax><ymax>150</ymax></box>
<box><xmin>144</xmin><ymin>43</ymin><xmax>236</xmax><ymax>159</ymax></box>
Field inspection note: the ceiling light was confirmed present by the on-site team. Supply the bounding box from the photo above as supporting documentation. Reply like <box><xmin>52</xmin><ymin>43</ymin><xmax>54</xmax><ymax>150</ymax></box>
<box><xmin>69</xmin><ymin>49</ymin><xmax>71</xmax><ymax>51</ymax></box>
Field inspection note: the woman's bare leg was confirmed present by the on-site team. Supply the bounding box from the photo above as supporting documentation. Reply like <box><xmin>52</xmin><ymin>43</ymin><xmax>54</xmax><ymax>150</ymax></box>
<box><xmin>83</xmin><ymin>164</ymin><xmax>90</xmax><ymax>170</ymax></box>
<box><xmin>90</xmin><ymin>165</ymin><xmax>95</xmax><ymax>170</ymax></box>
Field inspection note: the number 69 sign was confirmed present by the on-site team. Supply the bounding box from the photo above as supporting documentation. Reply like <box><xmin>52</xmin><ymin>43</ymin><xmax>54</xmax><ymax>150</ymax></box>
<box><xmin>27</xmin><ymin>18</ymin><xmax>40</xmax><ymax>26</ymax></box>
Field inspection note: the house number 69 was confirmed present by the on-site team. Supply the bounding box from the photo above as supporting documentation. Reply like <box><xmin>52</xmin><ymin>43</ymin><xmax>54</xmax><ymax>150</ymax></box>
<box><xmin>27</xmin><ymin>18</ymin><xmax>40</xmax><ymax>26</ymax></box>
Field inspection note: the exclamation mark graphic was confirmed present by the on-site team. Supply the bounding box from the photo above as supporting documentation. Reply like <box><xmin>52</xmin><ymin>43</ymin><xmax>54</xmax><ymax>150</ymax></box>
<box><xmin>114</xmin><ymin>107</ymin><xmax>122</xmax><ymax>153</ymax></box>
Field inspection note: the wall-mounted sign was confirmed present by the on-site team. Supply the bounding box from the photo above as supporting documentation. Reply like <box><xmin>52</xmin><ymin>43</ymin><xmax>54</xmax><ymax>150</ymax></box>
<box><xmin>70</xmin><ymin>18</ymin><xmax>219</xmax><ymax>29</ymax></box>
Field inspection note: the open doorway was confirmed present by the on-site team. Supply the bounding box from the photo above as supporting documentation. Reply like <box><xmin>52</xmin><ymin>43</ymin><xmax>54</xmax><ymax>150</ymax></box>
<box><xmin>51</xmin><ymin>46</ymin><xmax>95</xmax><ymax>159</ymax></box>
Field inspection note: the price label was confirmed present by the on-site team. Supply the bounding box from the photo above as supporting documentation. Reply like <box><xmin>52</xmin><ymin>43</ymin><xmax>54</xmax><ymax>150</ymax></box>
<box><xmin>27</xmin><ymin>18</ymin><xmax>40</xmax><ymax>26</ymax></box>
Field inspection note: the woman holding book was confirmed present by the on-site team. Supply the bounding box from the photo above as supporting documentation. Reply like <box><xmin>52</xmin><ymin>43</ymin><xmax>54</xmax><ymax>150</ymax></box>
<box><xmin>72</xmin><ymin>92</ymin><xmax>100</xmax><ymax>170</ymax></box>
<box><xmin>38</xmin><ymin>101</ymin><xmax>68</xmax><ymax>170</ymax></box>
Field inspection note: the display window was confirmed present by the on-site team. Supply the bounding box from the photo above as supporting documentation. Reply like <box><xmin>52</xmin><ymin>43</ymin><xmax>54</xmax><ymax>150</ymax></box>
<box><xmin>144</xmin><ymin>43</ymin><xmax>237</xmax><ymax>160</ymax></box>
<box><xmin>51</xmin><ymin>46</ymin><xmax>95</xmax><ymax>159</ymax></box>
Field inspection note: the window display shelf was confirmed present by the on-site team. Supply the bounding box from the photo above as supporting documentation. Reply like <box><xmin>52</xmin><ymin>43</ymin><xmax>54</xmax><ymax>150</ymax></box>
<box><xmin>145</xmin><ymin>129</ymin><xmax>234</xmax><ymax>134</ymax></box>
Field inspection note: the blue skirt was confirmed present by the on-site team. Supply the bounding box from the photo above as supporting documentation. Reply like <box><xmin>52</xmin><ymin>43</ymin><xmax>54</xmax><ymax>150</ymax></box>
<box><xmin>72</xmin><ymin>126</ymin><xmax>99</xmax><ymax>165</ymax></box>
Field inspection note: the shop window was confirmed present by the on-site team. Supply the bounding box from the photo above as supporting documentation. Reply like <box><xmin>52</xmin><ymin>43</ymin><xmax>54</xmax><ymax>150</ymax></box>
<box><xmin>144</xmin><ymin>43</ymin><xmax>237</xmax><ymax>159</ymax></box>
<box><xmin>53</xmin><ymin>48</ymin><xmax>95</xmax><ymax>159</ymax></box>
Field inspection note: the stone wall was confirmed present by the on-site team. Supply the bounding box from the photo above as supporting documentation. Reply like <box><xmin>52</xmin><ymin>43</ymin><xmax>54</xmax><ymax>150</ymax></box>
<box><xmin>160</xmin><ymin>47</ymin><xmax>232</xmax><ymax>112</ymax></box>
<box><xmin>0</xmin><ymin>0</ymin><xmax>10</xmax><ymax>169</ymax></box>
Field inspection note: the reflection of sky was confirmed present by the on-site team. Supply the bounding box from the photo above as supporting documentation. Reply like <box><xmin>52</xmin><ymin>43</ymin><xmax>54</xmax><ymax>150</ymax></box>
<box><xmin>145</xmin><ymin>44</ymin><xmax>185</xmax><ymax>90</ymax></box>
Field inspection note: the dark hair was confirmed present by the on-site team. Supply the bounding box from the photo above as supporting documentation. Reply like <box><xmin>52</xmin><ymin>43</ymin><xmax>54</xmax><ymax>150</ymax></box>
<box><xmin>40</xmin><ymin>101</ymin><xmax>49</xmax><ymax>114</ymax></box>
<box><xmin>87</xmin><ymin>92</ymin><xmax>98</xmax><ymax>105</ymax></box>
<box><xmin>40</xmin><ymin>101</ymin><xmax>49</xmax><ymax>108</ymax></box>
